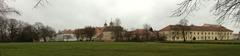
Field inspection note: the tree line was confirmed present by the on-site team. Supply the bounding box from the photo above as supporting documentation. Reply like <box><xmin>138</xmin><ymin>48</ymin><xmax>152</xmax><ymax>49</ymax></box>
<box><xmin>73</xmin><ymin>26</ymin><xmax>96</xmax><ymax>41</ymax></box>
<box><xmin>0</xmin><ymin>16</ymin><xmax>56</xmax><ymax>42</ymax></box>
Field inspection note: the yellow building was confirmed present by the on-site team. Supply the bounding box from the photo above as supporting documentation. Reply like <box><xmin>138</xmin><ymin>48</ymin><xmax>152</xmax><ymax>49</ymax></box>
<box><xmin>159</xmin><ymin>24</ymin><xmax>233</xmax><ymax>41</ymax></box>
<box><xmin>95</xmin><ymin>21</ymin><xmax>124</xmax><ymax>42</ymax></box>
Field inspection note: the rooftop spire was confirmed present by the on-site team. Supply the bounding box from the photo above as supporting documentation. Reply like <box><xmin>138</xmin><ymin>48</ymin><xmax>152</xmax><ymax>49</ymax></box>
<box><xmin>110</xmin><ymin>18</ymin><xmax>114</xmax><ymax>26</ymax></box>
<box><xmin>104</xmin><ymin>20</ymin><xmax>107</xmax><ymax>27</ymax></box>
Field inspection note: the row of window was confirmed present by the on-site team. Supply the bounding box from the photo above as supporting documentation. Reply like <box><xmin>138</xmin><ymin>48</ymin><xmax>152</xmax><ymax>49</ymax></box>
<box><xmin>172</xmin><ymin>36</ymin><xmax>230</xmax><ymax>40</ymax></box>
<box><xmin>172</xmin><ymin>32</ymin><xmax>232</xmax><ymax>35</ymax></box>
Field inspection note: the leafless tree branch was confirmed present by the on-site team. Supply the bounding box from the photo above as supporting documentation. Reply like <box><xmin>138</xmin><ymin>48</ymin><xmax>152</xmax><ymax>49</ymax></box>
<box><xmin>34</xmin><ymin>0</ymin><xmax>48</xmax><ymax>8</ymax></box>
<box><xmin>172</xmin><ymin>0</ymin><xmax>240</xmax><ymax>26</ymax></box>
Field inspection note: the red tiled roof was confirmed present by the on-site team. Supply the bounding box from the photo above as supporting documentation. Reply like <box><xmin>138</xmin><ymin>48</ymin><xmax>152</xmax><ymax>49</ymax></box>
<box><xmin>133</xmin><ymin>29</ymin><xmax>146</xmax><ymax>35</ymax></box>
<box><xmin>160</xmin><ymin>24</ymin><xmax>233</xmax><ymax>32</ymax></box>
<box><xmin>95</xmin><ymin>27</ymin><xmax>105</xmax><ymax>37</ymax></box>
<box><xmin>63</xmin><ymin>29</ymin><xmax>74</xmax><ymax>34</ymax></box>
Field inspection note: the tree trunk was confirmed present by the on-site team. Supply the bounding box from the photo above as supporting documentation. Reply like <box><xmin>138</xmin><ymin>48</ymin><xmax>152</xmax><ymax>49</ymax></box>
<box><xmin>182</xmin><ymin>26</ymin><xmax>186</xmax><ymax>42</ymax></box>
<box><xmin>43</xmin><ymin>37</ymin><xmax>47</xmax><ymax>42</ymax></box>
<box><xmin>182</xmin><ymin>31</ymin><xmax>186</xmax><ymax>42</ymax></box>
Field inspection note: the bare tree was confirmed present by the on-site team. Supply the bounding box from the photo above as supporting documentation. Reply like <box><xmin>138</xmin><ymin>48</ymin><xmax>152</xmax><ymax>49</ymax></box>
<box><xmin>172</xmin><ymin>0</ymin><xmax>203</xmax><ymax>18</ymax></box>
<box><xmin>8</xmin><ymin>19</ymin><xmax>20</xmax><ymax>41</ymax></box>
<box><xmin>0</xmin><ymin>16</ymin><xmax>8</xmax><ymax>41</ymax></box>
<box><xmin>83</xmin><ymin>26</ymin><xmax>96</xmax><ymax>41</ymax></box>
<box><xmin>173</xmin><ymin>0</ymin><xmax>240</xmax><ymax>25</ymax></box>
<box><xmin>114</xmin><ymin>18</ymin><xmax>121</xmax><ymax>26</ymax></box>
<box><xmin>74</xmin><ymin>29</ymin><xmax>85</xmax><ymax>41</ymax></box>
<box><xmin>171</xmin><ymin>19</ymin><xmax>190</xmax><ymax>42</ymax></box>
<box><xmin>0</xmin><ymin>16</ymin><xmax>55</xmax><ymax>42</ymax></box>
<box><xmin>41</xmin><ymin>26</ymin><xmax>56</xmax><ymax>42</ymax></box>
<box><xmin>0</xmin><ymin>0</ymin><xmax>48</xmax><ymax>16</ymax></box>
<box><xmin>21</xmin><ymin>25</ymin><xmax>37</xmax><ymax>42</ymax></box>
<box><xmin>179</xmin><ymin>18</ymin><xmax>189</xmax><ymax>26</ymax></box>
<box><xmin>143</xmin><ymin>24</ymin><xmax>151</xmax><ymax>30</ymax></box>
<box><xmin>179</xmin><ymin>19</ymin><xmax>190</xmax><ymax>42</ymax></box>
<box><xmin>34</xmin><ymin>0</ymin><xmax>49</xmax><ymax>8</ymax></box>
<box><xmin>33</xmin><ymin>22</ymin><xmax>45</xmax><ymax>42</ymax></box>
<box><xmin>0</xmin><ymin>0</ymin><xmax>20</xmax><ymax>16</ymax></box>
<box><xmin>143</xmin><ymin>24</ymin><xmax>152</xmax><ymax>41</ymax></box>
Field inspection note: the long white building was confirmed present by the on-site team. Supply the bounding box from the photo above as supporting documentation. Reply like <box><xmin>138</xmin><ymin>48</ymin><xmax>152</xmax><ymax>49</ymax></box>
<box><xmin>159</xmin><ymin>24</ymin><xmax>233</xmax><ymax>41</ymax></box>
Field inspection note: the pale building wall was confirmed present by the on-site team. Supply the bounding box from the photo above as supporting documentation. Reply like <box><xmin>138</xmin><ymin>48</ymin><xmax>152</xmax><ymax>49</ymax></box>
<box><xmin>102</xmin><ymin>32</ymin><xmax>115</xmax><ymax>42</ymax></box>
<box><xmin>54</xmin><ymin>34</ymin><xmax>77</xmax><ymax>41</ymax></box>
<box><xmin>160</xmin><ymin>31</ymin><xmax>233</xmax><ymax>41</ymax></box>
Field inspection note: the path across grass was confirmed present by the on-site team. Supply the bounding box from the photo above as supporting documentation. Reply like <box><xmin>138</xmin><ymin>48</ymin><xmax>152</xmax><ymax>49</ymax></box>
<box><xmin>0</xmin><ymin>42</ymin><xmax>240</xmax><ymax>56</ymax></box>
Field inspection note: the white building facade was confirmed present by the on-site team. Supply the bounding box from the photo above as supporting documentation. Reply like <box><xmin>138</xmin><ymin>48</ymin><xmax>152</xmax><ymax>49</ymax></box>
<box><xmin>159</xmin><ymin>24</ymin><xmax>234</xmax><ymax>41</ymax></box>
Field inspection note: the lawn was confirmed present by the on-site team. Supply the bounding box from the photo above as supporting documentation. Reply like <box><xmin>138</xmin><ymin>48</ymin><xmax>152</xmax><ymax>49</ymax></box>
<box><xmin>0</xmin><ymin>42</ymin><xmax>240</xmax><ymax>56</ymax></box>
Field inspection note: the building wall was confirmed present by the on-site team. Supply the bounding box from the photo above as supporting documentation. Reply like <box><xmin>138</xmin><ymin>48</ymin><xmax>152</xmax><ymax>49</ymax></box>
<box><xmin>54</xmin><ymin>34</ymin><xmax>77</xmax><ymax>41</ymax></box>
<box><xmin>159</xmin><ymin>31</ymin><xmax>233</xmax><ymax>41</ymax></box>
<box><xmin>233</xmin><ymin>34</ymin><xmax>240</xmax><ymax>40</ymax></box>
<box><xmin>102</xmin><ymin>32</ymin><xmax>115</xmax><ymax>42</ymax></box>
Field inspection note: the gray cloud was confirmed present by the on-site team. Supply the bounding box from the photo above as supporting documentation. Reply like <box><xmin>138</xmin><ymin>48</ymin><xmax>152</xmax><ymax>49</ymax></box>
<box><xmin>6</xmin><ymin>0</ymin><xmax>240</xmax><ymax>33</ymax></box>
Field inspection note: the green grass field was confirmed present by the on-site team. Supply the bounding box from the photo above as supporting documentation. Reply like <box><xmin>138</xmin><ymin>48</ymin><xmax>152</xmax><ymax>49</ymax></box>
<box><xmin>0</xmin><ymin>42</ymin><xmax>240</xmax><ymax>56</ymax></box>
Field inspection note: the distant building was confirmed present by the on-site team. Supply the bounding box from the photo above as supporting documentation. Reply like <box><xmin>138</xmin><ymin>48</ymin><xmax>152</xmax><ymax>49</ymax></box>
<box><xmin>53</xmin><ymin>29</ymin><xmax>77</xmax><ymax>41</ymax></box>
<box><xmin>127</xmin><ymin>29</ymin><xmax>159</xmax><ymax>41</ymax></box>
<box><xmin>94</xmin><ymin>21</ymin><xmax>125</xmax><ymax>42</ymax></box>
<box><xmin>94</xmin><ymin>21</ymin><xmax>161</xmax><ymax>42</ymax></box>
<box><xmin>159</xmin><ymin>24</ymin><xmax>234</xmax><ymax>41</ymax></box>
<box><xmin>233</xmin><ymin>34</ymin><xmax>240</xmax><ymax>40</ymax></box>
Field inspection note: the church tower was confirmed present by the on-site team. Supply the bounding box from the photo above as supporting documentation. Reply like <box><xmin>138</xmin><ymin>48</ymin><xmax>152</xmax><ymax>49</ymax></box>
<box><xmin>109</xmin><ymin>21</ymin><xmax>114</xmax><ymax>27</ymax></box>
<box><xmin>109</xmin><ymin>18</ymin><xmax>114</xmax><ymax>27</ymax></box>
<box><xmin>104</xmin><ymin>22</ymin><xmax>108</xmax><ymax>27</ymax></box>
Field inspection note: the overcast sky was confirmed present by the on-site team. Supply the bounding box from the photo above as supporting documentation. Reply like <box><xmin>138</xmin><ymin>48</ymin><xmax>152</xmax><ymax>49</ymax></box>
<box><xmin>6</xmin><ymin>0</ymin><xmax>240</xmax><ymax>33</ymax></box>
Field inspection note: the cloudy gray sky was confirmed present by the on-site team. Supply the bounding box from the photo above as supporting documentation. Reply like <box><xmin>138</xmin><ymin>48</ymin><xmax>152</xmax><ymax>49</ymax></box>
<box><xmin>6</xmin><ymin>0</ymin><xmax>240</xmax><ymax>33</ymax></box>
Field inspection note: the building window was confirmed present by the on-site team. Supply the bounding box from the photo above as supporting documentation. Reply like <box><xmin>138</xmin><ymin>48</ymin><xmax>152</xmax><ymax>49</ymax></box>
<box><xmin>215</xmin><ymin>37</ymin><xmax>218</xmax><ymax>40</ymax></box>
<box><xmin>193</xmin><ymin>37</ymin><xmax>196</xmax><ymax>40</ymax></box>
